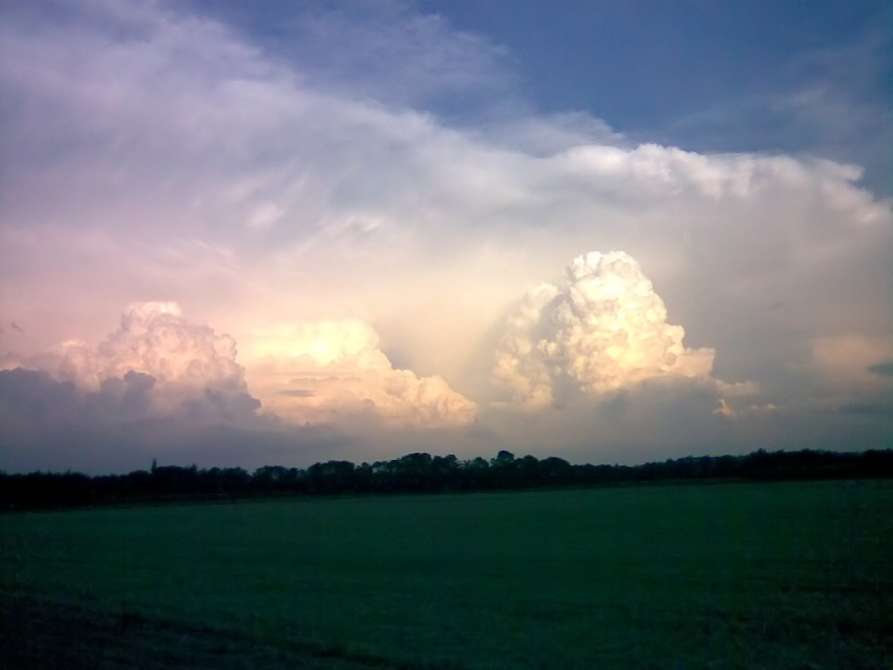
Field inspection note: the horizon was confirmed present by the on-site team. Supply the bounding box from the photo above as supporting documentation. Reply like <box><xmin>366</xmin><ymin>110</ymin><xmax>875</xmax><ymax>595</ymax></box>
<box><xmin>13</xmin><ymin>448</ymin><xmax>893</xmax><ymax>478</ymax></box>
<box><xmin>1</xmin><ymin>1</ymin><xmax>892</xmax><ymax>473</ymax></box>
<box><xmin>5</xmin><ymin>446</ymin><xmax>893</xmax><ymax>479</ymax></box>
<box><xmin>6</xmin><ymin>448</ymin><xmax>891</xmax><ymax>516</ymax></box>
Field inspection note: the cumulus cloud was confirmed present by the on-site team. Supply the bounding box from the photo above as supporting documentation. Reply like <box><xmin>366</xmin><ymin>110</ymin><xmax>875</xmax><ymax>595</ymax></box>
<box><xmin>0</xmin><ymin>302</ymin><xmax>476</xmax><ymax>476</ymax></box>
<box><xmin>245</xmin><ymin>319</ymin><xmax>477</xmax><ymax>428</ymax></box>
<box><xmin>0</xmin><ymin>302</ymin><xmax>300</xmax><ymax>472</ymax></box>
<box><xmin>1</xmin><ymin>304</ymin><xmax>475</xmax><ymax>437</ymax></box>
<box><xmin>0</xmin><ymin>1</ymin><xmax>891</xmax><ymax>467</ymax></box>
<box><xmin>493</xmin><ymin>251</ymin><xmax>754</xmax><ymax>414</ymax></box>
<box><xmin>2</xmin><ymin>301</ymin><xmax>260</xmax><ymax>424</ymax></box>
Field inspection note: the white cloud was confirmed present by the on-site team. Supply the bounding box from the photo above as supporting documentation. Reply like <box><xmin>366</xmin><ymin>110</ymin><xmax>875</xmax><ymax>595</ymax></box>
<box><xmin>2</xmin><ymin>304</ymin><xmax>476</xmax><ymax>430</ymax></box>
<box><xmin>276</xmin><ymin>1</ymin><xmax>516</xmax><ymax>109</ymax></box>
<box><xmin>58</xmin><ymin>302</ymin><xmax>241</xmax><ymax>388</ymax></box>
<box><xmin>493</xmin><ymin>251</ymin><xmax>751</xmax><ymax>413</ymax></box>
<box><xmin>245</xmin><ymin>319</ymin><xmax>477</xmax><ymax>429</ymax></box>
<box><xmin>5</xmin><ymin>301</ymin><xmax>257</xmax><ymax>421</ymax></box>
<box><xmin>247</xmin><ymin>202</ymin><xmax>285</xmax><ymax>230</ymax></box>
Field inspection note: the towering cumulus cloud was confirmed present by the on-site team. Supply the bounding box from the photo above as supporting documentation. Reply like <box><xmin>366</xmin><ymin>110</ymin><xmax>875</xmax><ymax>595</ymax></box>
<box><xmin>3</xmin><ymin>302</ymin><xmax>260</xmax><ymax>422</ymax></box>
<box><xmin>494</xmin><ymin>251</ymin><xmax>749</xmax><ymax>411</ymax></box>
<box><xmin>245</xmin><ymin>320</ymin><xmax>477</xmax><ymax>428</ymax></box>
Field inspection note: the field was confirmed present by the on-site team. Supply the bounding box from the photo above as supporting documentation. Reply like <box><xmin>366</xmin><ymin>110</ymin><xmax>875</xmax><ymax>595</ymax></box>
<box><xmin>2</xmin><ymin>480</ymin><xmax>892</xmax><ymax>669</ymax></box>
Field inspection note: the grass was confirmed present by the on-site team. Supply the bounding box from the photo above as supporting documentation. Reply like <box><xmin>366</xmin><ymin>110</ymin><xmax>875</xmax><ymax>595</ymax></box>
<box><xmin>2</xmin><ymin>480</ymin><xmax>892</xmax><ymax>669</ymax></box>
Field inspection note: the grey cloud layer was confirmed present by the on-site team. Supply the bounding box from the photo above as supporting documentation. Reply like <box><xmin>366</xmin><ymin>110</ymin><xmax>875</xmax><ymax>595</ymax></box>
<box><xmin>0</xmin><ymin>367</ymin><xmax>347</xmax><ymax>474</ymax></box>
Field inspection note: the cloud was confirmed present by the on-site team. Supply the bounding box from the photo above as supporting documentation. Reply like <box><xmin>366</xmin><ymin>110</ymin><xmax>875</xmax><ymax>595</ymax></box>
<box><xmin>0</xmin><ymin>305</ymin><xmax>412</xmax><ymax>472</ymax></box>
<box><xmin>0</xmin><ymin>366</ymin><xmax>350</xmax><ymax>474</ymax></box>
<box><xmin>41</xmin><ymin>302</ymin><xmax>242</xmax><ymax>391</ymax></box>
<box><xmin>0</xmin><ymin>1</ymin><xmax>890</xmax><ymax>467</ymax></box>
<box><xmin>245</xmin><ymin>319</ymin><xmax>477</xmax><ymax>428</ymax></box>
<box><xmin>810</xmin><ymin>334</ymin><xmax>893</xmax><ymax>391</ymax></box>
<box><xmin>480</xmin><ymin>111</ymin><xmax>626</xmax><ymax>156</ymax></box>
<box><xmin>869</xmin><ymin>361</ymin><xmax>893</xmax><ymax>377</ymax></box>
<box><xmin>3</xmin><ymin>301</ymin><xmax>261</xmax><ymax>424</ymax></box>
<box><xmin>266</xmin><ymin>1</ymin><xmax>516</xmax><ymax>111</ymax></box>
<box><xmin>493</xmin><ymin>251</ymin><xmax>753</xmax><ymax>414</ymax></box>
<box><xmin>658</xmin><ymin>16</ymin><xmax>893</xmax><ymax>197</ymax></box>
<box><xmin>0</xmin><ymin>305</ymin><xmax>475</xmax><ymax>473</ymax></box>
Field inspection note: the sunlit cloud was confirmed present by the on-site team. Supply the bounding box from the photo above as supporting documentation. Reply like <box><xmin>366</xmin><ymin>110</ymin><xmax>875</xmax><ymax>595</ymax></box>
<box><xmin>244</xmin><ymin>319</ymin><xmax>477</xmax><ymax>428</ymax></box>
<box><xmin>492</xmin><ymin>251</ymin><xmax>756</xmax><ymax>415</ymax></box>
<box><xmin>0</xmin><ymin>0</ymin><xmax>890</xmax><ymax>470</ymax></box>
<box><xmin>2</xmin><ymin>302</ymin><xmax>259</xmax><ymax>420</ymax></box>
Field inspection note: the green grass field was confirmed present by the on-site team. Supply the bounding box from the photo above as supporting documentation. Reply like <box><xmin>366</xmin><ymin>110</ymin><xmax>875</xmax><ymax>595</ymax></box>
<box><xmin>2</xmin><ymin>480</ymin><xmax>892</xmax><ymax>669</ymax></box>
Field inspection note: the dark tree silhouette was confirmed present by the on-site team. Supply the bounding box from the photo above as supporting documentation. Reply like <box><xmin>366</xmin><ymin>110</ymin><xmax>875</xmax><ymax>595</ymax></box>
<box><xmin>1</xmin><ymin>448</ymin><xmax>892</xmax><ymax>510</ymax></box>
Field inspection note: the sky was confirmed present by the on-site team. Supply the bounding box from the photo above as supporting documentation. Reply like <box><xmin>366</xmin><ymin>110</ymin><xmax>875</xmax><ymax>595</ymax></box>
<box><xmin>1</xmin><ymin>0</ymin><xmax>891</xmax><ymax>473</ymax></box>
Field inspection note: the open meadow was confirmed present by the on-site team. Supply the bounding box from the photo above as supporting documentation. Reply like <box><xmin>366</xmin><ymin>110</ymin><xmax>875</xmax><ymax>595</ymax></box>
<box><xmin>2</xmin><ymin>480</ymin><xmax>892</xmax><ymax>669</ymax></box>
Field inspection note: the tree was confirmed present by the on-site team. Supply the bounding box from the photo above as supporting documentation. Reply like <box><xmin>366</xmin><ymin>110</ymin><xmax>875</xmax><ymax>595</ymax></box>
<box><xmin>493</xmin><ymin>450</ymin><xmax>515</xmax><ymax>466</ymax></box>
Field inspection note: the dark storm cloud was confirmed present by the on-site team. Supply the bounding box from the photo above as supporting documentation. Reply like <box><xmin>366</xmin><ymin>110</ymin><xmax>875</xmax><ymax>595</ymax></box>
<box><xmin>0</xmin><ymin>368</ymin><xmax>348</xmax><ymax>474</ymax></box>
<box><xmin>868</xmin><ymin>361</ymin><xmax>893</xmax><ymax>377</ymax></box>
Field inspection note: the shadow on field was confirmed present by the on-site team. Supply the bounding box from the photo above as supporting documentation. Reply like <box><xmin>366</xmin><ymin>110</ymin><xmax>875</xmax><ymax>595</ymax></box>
<box><xmin>0</xmin><ymin>594</ymin><xmax>456</xmax><ymax>670</ymax></box>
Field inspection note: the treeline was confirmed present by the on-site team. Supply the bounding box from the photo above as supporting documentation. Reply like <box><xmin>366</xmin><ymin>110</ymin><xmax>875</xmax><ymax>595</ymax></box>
<box><xmin>2</xmin><ymin>448</ymin><xmax>893</xmax><ymax>510</ymax></box>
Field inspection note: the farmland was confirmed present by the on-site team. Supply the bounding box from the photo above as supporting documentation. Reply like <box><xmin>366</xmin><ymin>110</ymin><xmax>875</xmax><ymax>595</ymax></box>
<box><xmin>2</xmin><ymin>480</ymin><xmax>892</xmax><ymax>669</ymax></box>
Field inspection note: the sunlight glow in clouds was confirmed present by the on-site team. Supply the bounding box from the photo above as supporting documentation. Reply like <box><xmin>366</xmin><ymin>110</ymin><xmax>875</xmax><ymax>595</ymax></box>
<box><xmin>1</xmin><ymin>302</ymin><xmax>258</xmax><ymax>420</ymax></box>
<box><xmin>59</xmin><ymin>302</ymin><xmax>241</xmax><ymax>392</ymax></box>
<box><xmin>0</xmin><ymin>0</ymin><xmax>891</xmax><ymax>470</ymax></box>
<box><xmin>1</xmin><ymin>305</ymin><xmax>476</xmax><ymax>431</ymax></box>
<box><xmin>244</xmin><ymin>320</ymin><xmax>477</xmax><ymax>428</ymax></box>
<box><xmin>493</xmin><ymin>251</ymin><xmax>753</xmax><ymax>412</ymax></box>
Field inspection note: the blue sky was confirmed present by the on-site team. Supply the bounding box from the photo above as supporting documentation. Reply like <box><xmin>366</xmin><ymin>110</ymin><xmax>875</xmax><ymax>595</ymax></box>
<box><xmin>200</xmin><ymin>0</ymin><xmax>893</xmax><ymax>192</ymax></box>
